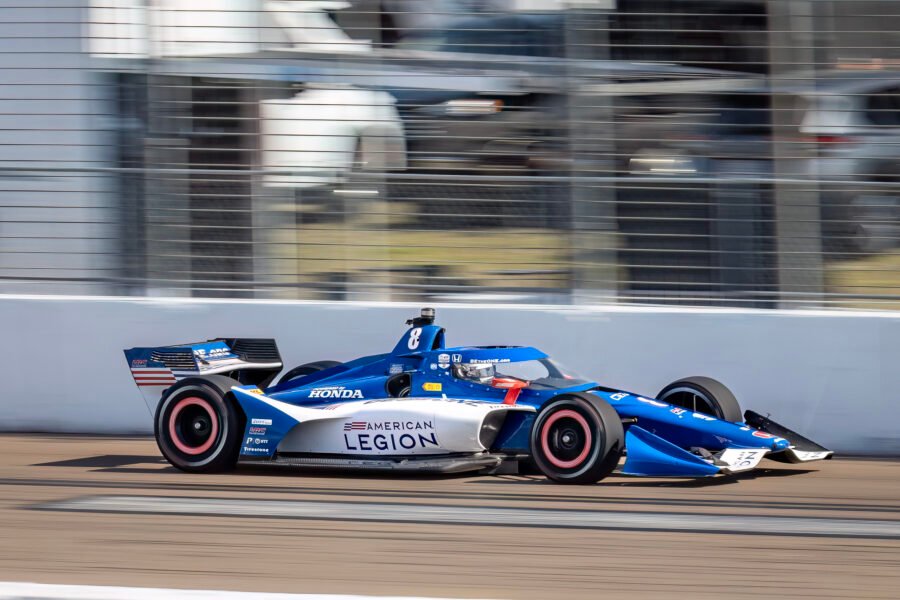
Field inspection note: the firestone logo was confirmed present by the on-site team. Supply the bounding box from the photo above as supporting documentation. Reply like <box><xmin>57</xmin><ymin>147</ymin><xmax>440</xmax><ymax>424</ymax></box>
<box><xmin>310</xmin><ymin>387</ymin><xmax>363</xmax><ymax>399</ymax></box>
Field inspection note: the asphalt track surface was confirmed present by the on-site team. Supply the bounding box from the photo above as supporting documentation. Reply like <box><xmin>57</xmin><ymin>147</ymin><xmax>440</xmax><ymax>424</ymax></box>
<box><xmin>1</xmin><ymin>435</ymin><xmax>898</xmax><ymax>599</ymax></box>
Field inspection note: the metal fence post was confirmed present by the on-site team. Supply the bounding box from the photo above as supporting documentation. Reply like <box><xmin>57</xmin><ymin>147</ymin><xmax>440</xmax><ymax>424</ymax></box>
<box><xmin>767</xmin><ymin>0</ymin><xmax>825</xmax><ymax>307</ymax></box>
<box><xmin>567</xmin><ymin>2</ymin><xmax>619</xmax><ymax>304</ymax></box>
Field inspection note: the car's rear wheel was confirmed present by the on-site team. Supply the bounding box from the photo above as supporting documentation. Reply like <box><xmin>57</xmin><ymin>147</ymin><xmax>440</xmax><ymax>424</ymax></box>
<box><xmin>386</xmin><ymin>373</ymin><xmax>411</xmax><ymax>398</ymax></box>
<box><xmin>657</xmin><ymin>376</ymin><xmax>742</xmax><ymax>422</ymax></box>
<box><xmin>530</xmin><ymin>393</ymin><xmax>624</xmax><ymax>484</ymax></box>
<box><xmin>278</xmin><ymin>360</ymin><xmax>342</xmax><ymax>385</ymax></box>
<box><xmin>155</xmin><ymin>378</ymin><xmax>243</xmax><ymax>473</ymax></box>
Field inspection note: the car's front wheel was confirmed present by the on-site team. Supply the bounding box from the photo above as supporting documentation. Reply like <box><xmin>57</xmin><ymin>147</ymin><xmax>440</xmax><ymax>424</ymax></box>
<box><xmin>656</xmin><ymin>376</ymin><xmax>742</xmax><ymax>422</ymax></box>
<box><xmin>530</xmin><ymin>393</ymin><xmax>624</xmax><ymax>484</ymax></box>
<box><xmin>155</xmin><ymin>377</ymin><xmax>243</xmax><ymax>473</ymax></box>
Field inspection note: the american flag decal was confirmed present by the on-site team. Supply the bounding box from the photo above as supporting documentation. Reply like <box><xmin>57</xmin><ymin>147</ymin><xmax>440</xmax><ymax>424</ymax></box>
<box><xmin>343</xmin><ymin>421</ymin><xmax>367</xmax><ymax>431</ymax></box>
<box><xmin>131</xmin><ymin>368</ymin><xmax>177</xmax><ymax>387</ymax></box>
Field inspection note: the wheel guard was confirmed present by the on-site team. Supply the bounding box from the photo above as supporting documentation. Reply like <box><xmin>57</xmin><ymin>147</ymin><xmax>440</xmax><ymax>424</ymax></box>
<box><xmin>620</xmin><ymin>426</ymin><xmax>719</xmax><ymax>477</ymax></box>
<box><xmin>744</xmin><ymin>410</ymin><xmax>833</xmax><ymax>463</ymax></box>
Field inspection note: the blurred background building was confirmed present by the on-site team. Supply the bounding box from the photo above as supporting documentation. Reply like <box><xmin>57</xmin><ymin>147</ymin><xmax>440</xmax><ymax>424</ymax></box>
<box><xmin>2</xmin><ymin>0</ymin><xmax>900</xmax><ymax>308</ymax></box>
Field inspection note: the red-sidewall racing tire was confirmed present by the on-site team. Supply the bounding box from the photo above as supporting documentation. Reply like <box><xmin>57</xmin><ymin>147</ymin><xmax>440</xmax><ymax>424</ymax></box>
<box><xmin>530</xmin><ymin>393</ymin><xmax>624</xmax><ymax>484</ymax></box>
<box><xmin>155</xmin><ymin>376</ymin><xmax>244</xmax><ymax>473</ymax></box>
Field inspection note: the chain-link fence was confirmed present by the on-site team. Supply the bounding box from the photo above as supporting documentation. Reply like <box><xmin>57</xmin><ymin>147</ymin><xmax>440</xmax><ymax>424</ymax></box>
<box><xmin>3</xmin><ymin>1</ymin><xmax>900</xmax><ymax>308</ymax></box>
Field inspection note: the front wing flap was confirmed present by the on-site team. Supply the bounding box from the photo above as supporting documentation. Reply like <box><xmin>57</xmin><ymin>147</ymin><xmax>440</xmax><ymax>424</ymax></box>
<box><xmin>744</xmin><ymin>410</ymin><xmax>834</xmax><ymax>463</ymax></box>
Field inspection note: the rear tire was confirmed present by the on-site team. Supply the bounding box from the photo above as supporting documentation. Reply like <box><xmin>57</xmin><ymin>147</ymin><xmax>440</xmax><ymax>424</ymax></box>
<box><xmin>278</xmin><ymin>360</ymin><xmax>342</xmax><ymax>385</ymax></box>
<box><xmin>386</xmin><ymin>373</ymin><xmax>411</xmax><ymax>398</ymax></box>
<box><xmin>155</xmin><ymin>377</ymin><xmax>243</xmax><ymax>473</ymax></box>
<box><xmin>530</xmin><ymin>393</ymin><xmax>624</xmax><ymax>484</ymax></box>
<box><xmin>657</xmin><ymin>376</ymin><xmax>742</xmax><ymax>422</ymax></box>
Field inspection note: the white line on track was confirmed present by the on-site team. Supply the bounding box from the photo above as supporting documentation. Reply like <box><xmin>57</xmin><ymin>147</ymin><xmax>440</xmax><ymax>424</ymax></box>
<box><xmin>0</xmin><ymin>582</ymin><xmax>489</xmax><ymax>600</ymax></box>
<box><xmin>38</xmin><ymin>495</ymin><xmax>900</xmax><ymax>539</ymax></box>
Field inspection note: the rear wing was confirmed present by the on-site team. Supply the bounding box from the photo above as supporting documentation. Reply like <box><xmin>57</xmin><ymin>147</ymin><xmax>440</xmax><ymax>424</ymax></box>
<box><xmin>124</xmin><ymin>338</ymin><xmax>282</xmax><ymax>414</ymax></box>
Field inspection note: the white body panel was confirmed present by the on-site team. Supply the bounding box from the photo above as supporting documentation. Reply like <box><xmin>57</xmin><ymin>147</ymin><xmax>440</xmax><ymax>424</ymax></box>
<box><xmin>716</xmin><ymin>447</ymin><xmax>768</xmax><ymax>473</ymax></box>
<box><xmin>251</xmin><ymin>394</ymin><xmax>534</xmax><ymax>456</ymax></box>
<box><xmin>783</xmin><ymin>448</ymin><xmax>834</xmax><ymax>463</ymax></box>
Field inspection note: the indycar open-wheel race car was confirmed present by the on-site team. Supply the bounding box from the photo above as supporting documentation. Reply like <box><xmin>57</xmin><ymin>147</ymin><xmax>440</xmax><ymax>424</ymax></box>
<box><xmin>126</xmin><ymin>308</ymin><xmax>832</xmax><ymax>484</ymax></box>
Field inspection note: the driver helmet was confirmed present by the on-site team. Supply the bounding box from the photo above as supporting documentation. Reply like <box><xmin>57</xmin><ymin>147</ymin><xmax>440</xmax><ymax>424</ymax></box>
<box><xmin>453</xmin><ymin>362</ymin><xmax>495</xmax><ymax>384</ymax></box>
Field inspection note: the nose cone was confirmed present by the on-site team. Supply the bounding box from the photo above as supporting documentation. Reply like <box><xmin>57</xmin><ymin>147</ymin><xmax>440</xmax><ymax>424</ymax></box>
<box><xmin>729</xmin><ymin>424</ymin><xmax>790</xmax><ymax>450</ymax></box>
<box><xmin>747</xmin><ymin>428</ymin><xmax>790</xmax><ymax>450</ymax></box>
<box><xmin>773</xmin><ymin>437</ymin><xmax>791</xmax><ymax>451</ymax></box>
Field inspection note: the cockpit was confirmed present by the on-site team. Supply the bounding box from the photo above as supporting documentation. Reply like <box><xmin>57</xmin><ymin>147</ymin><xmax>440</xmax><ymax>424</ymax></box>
<box><xmin>451</xmin><ymin>355</ymin><xmax>589</xmax><ymax>391</ymax></box>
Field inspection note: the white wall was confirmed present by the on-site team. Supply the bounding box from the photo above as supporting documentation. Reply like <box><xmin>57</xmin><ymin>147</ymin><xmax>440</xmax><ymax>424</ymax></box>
<box><xmin>2</xmin><ymin>295</ymin><xmax>898</xmax><ymax>454</ymax></box>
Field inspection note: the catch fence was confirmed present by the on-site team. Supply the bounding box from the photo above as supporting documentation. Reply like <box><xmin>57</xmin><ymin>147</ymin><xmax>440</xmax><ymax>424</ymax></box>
<box><xmin>2</xmin><ymin>1</ymin><xmax>900</xmax><ymax>308</ymax></box>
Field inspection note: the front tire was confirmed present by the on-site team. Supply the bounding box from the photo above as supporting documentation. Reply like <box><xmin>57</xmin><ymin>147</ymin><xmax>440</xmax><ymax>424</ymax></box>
<box><xmin>530</xmin><ymin>393</ymin><xmax>624</xmax><ymax>484</ymax></box>
<box><xmin>657</xmin><ymin>376</ymin><xmax>742</xmax><ymax>422</ymax></box>
<box><xmin>155</xmin><ymin>377</ymin><xmax>243</xmax><ymax>473</ymax></box>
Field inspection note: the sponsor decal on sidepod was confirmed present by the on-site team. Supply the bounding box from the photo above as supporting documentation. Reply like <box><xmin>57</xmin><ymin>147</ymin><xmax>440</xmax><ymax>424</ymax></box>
<box><xmin>343</xmin><ymin>420</ymin><xmax>439</xmax><ymax>452</ymax></box>
<box><xmin>309</xmin><ymin>386</ymin><xmax>363</xmax><ymax>399</ymax></box>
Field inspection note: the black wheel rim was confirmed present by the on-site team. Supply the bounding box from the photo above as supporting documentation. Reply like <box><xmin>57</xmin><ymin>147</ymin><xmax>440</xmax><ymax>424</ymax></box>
<box><xmin>179</xmin><ymin>405</ymin><xmax>213</xmax><ymax>446</ymax></box>
<box><xmin>166</xmin><ymin>395</ymin><xmax>220</xmax><ymax>457</ymax></box>
<box><xmin>549</xmin><ymin>421</ymin><xmax>584</xmax><ymax>459</ymax></box>
<box><xmin>539</xmin><ymin>407</ymin><xmax>594</xmax><ymax>471</ymax></box>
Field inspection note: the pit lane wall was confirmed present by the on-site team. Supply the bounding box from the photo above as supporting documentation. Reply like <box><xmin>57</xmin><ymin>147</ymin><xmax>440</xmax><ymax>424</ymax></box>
<box><xmin>2</xmin><ymin>295</ymin><xmax>898</xmax><ymax>455</ymax></box>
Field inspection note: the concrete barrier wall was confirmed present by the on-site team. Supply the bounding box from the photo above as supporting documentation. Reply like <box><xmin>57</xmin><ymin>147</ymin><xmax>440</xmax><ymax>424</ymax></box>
<box><xmin>2</xmin><ymin>295</ymin><xmax>898</xmax><ymax>454</ymax></box>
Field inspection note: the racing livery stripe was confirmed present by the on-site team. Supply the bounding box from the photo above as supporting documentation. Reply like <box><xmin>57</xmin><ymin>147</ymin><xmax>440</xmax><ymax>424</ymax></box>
<box><xmin>131</xmin><ymin>368</ymin><xmax>177</xmax><ymax>386</ymax></box>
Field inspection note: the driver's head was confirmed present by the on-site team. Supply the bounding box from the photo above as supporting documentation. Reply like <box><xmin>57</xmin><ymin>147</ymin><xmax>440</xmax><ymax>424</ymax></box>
<box><xmin>453</xmin><ymin>362</ymin><xmax>495</xmax><ymax>384</ymax></box>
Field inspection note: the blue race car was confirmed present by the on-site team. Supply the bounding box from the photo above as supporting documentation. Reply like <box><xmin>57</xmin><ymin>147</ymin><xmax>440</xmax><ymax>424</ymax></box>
<box><xmin>125</xmin><ymin>308</ymin><xmax>832</xmax><ymax>484</ymax></box>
